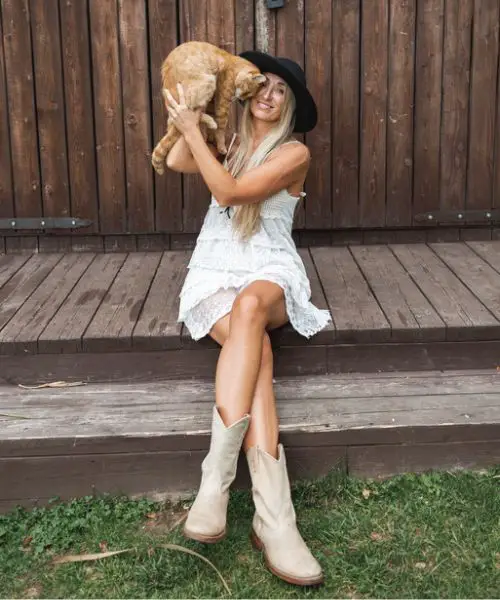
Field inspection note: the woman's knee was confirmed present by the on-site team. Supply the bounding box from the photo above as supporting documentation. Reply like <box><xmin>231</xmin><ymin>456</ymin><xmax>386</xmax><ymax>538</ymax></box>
<box><xmin>231</xmin><ymin>293</ymin><xmax>267</xmax><ymax>328</ymax></box>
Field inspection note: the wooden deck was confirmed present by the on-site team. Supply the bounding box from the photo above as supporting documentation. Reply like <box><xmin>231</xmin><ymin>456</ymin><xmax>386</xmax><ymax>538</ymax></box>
<box><xmin>1</xmin><ymin>241</ymin><xmax>500</xmax><ymax>384</ymax></box>
<box><xmin>1</xmin><ymin>369</ymin><xmax>499</xmax><ymax>511</ymax></box>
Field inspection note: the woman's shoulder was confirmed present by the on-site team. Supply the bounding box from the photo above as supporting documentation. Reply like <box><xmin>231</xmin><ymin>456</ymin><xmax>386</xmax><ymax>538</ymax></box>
<box><xmin>269</xmin><ymin>139</ymin><xmax>310</xmax><ymax>165</ymax></box>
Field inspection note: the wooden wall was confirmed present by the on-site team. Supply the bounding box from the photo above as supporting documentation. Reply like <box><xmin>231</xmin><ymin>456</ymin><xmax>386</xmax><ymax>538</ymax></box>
<box><xmin>0</xmin><ymin>0</ymin><xmax>499</xmax><ymax>240</ymax></box>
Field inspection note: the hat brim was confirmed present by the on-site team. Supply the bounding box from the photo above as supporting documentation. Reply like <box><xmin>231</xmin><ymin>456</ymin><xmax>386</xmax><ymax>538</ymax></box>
<box><xmin>239</xmin><ymin>51</ymin><xmax>317</xmax><ymax>133</ymax></box>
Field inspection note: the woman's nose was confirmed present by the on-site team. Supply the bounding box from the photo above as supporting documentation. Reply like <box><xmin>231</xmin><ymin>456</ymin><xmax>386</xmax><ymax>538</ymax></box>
<box><xmin>262</xmin><ymin>85</ymin><xmax>273</xmax><ymax>99</ymax></box>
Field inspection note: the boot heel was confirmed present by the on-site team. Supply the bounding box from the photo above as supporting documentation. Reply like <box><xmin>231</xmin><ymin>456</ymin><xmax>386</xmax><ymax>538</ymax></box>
<box><xmin>250</xmin><ymin>529</ymin><xmax>264</xmax><ymax>551</ymax></box>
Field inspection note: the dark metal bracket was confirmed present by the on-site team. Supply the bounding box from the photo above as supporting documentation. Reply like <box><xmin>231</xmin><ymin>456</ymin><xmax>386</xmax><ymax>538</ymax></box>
<box><xmin>266</xmin><ymin>0</ymin><xmax>284</xmax><ymax>8</ymax></box>
<box><xmin>0</xmin><ymin>217</ymin><xmax>92</xmax><ymax>231</ymax></box>
<box><xmin>414</xmin><ymin>209</ymin><xmax>500</xmax><ymax>225</ymax></box>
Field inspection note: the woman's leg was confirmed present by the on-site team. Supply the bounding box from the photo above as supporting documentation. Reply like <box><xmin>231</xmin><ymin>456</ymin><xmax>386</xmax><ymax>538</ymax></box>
<box><xmin>210</xmin><ymin>319</ymin><xmax>279</xmax><ymax>457</ymax></box>
<box><xmin>209</xmin><ymin>280</ymin><xmax>288</xmax><ymax>456</ymax></box>
<box><xmin>183</xmin><ymin>281</ymin><xmax>286</xmax><ymax>542</ymax></box>
<box><xmin>209</xmin><ymin>283</ymin><xmax>323</xmax><ymax>586</ymax></box>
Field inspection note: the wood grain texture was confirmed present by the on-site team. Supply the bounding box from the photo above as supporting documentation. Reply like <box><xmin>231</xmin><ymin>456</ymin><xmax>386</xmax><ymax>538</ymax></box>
<box><xmin>276</xmin><ymin>0</ymin><xmax>305</xmax><ymax>229</ymax></box>
<box><xmin>0</xmin><ymin>254</ymin><xmax>92</xmax><ymax>353</ymax></box>
<box><xmin>2</xmin><ymin>337</ymin><xmax>498</xmax><ymax>385</ymax></box>
<box><xmin>1</xmin><ymin>0</ymin><xmax>41</xmax><ymax>218</ymax></box>
<box><xmin>2</xmin><ymin>371</ymin><xmax>499</xmax><ymax>441</ymax></box>
<box><xmin>349</xmin><ymin>440</ymin><xmax>500</xmax><ymax>479</ymax></box>
<box><xmin>89</xmin><ymin>0</ymin><xmax>126</xmax><ymax>233</ymax></box>
<box><xmin>359</xmin><ymin>0</ymin><xmax>388</xmax><ymax>227</ymax></box>
<box><xmin>180</xmin><ymin>0</ymin><xmax>210</xmax><ymax>233</ymax></box>
<box><xmin>305</xmin><ymin>0</ymin><xmax>332</xmax><ymax>228</ymax></box>
<box><xmin>255</xmin><ymin>0</ymin><xmax>276</xmax><ymax>54</ymax></box>
<box><xmin>386</xmin><ymin>0</ymin><xmax>415</xmax><ymax>227</ymax></box>
<box><xmin>439</xmin><ymin>0</ymin><xmax>472</xmax><ymax>212</ymax></box>
<box><xmin>431</xmin><ymin>243</ymin><xmax>500</xmax><ymax>325</ymax></box>
<box><xmin>466</xmin><ymin>0</ymin><xmax>499</xmax><ymax>210</ymax></box>
<box><xmin>311</xmin><ymin>246</ymin><xmax>390</xmax><ymax>342</ymax></box>
<box><xmin>0</xmin><ymin>7</ymin><xmax>13</xmax><ymax>219</ymax></box>
<box><xmin>2</xmin><ymin>369</ymin><xmax>500</xmax><ymax>504</ymax></box>
<box><xmin>495</xmin><ymin>37</ymin><xmax>500</xmax><ymax>210</ymax></box>
<box><xmin>413</xmin><ymin>0</ymin><xmax>444</xmax><ymax>216</ymax></box>
<box><xmin>148</xmin><ymin>0</ymin><xmax>183</xmax><ymax>233</ymax></box>
<box><xmin>0</xmin><ymin>254</ymin><xmax>30</xmax><ymax>290</ymax></box>
<box><xmin>390</xmin><ymin>243</ymin><xmax>500</xmax><ymax>339</ymax></box>
<box><xmin>332</xmin><ymin>0</ymin><xmax>360</xmax><ymax>228</ymax></box>
<box><xmin>351</xmin><ymin>245</ymin><xmax>445</xmax><ymax>341</ymax></box>
<box><xmin>38</xmin><ymin>253</ymin><xmax>127</xmax><ymax>353</ymax></box>
<box><xmin>133</xmin><ymin>251</ymin><xmax>190</xmax><ymax>350</ymax></box>
<box><xmin>59</xmin><ymin>0</ymin><xmax>99</xmax><ymax>232</ymax></box>
<box><xmin>235</xmin><ymin>0</ymin><xmax>254</xmax><ymax>53</ymax></box>
<box><xmin>119</xmin><ymin>0</ymin><xmax>154</xmax><ymax>233</ymax></box>
<box><xmin>0</xmin><ymin>254</ymin><xmax>61</xmax><ymax>334</ymax></box>
<box><xmin>30</xmin><ymin>0</ymin><xmax>70</xmax><ymax>218</ymax></box>
<box><xmin>83</xmin><ymin>252</ymin><xmax>161</xmax><ymax>351</ymax></box>
<box><xmin>467</xmin><ymin>240</ymin><xmax>500</xmax><ymax>274</ymax></box>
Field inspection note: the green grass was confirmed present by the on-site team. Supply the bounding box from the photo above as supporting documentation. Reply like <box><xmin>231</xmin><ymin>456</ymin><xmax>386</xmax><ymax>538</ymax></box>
<box><xmin>1</xmin><ymin>468</ymin><xmax>500</xmax><ymax>599</ymax></box>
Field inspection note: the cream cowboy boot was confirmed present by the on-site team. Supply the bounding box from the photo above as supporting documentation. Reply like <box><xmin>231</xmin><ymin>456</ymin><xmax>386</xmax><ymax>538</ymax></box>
<box><xmin>183</xmin><ymin>406</ymin><xmax>250</xmax><ymax>543</ymax></box>
<box><xmin>247</xmin><ymin>444</ymin><xmax>324</xmax><ymax>586</ymax></box>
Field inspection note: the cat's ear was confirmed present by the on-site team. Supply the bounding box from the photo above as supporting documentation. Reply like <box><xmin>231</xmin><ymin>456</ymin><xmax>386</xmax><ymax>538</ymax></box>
<box><xmin>253</xmin><ymin>74</ymin><xmax>266</xmax><ymax>84</ymax></box>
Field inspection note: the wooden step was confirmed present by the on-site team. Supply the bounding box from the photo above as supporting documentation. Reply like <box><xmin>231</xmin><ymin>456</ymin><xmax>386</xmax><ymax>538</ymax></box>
<box><xmin>2</xmin><ymin>369</ymin><xmax>499</xmax><ymax>512</ymax></box>
<box><xmin>1</xmin><ymin>242</ymin><xmax>500</xmax><ymax>383</ymax></box>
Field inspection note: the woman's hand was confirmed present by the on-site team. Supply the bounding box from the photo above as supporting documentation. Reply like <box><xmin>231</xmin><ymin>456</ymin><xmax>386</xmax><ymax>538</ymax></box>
<box><xmin>164</xmin><ymin>83</ymin><xmax>201</xmax><ymax>136</ymax></box>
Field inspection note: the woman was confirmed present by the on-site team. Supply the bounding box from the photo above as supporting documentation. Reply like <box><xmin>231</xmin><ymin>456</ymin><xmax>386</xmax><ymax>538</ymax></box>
<box><xmin>165</xmin><ymin>51</ymin><xmax>330</xmax><ymax>586</ymax></box>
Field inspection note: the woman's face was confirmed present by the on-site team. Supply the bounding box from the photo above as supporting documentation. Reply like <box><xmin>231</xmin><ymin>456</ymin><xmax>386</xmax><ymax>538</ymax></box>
<box><xmin>250</xmin><ymin>72</ymin><xmax>287</xmax><ymax>124</ymax></box>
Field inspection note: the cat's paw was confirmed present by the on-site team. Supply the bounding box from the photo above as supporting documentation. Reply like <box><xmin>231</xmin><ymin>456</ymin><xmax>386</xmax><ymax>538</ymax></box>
<box><xmin>200</xmin><ymin>113</ymin><xmax>218</xmax><ymax>130</ymax></box>
<box><xmin>214</xmin><ymin>130</ymin><xmax>227</xmax><ymax>155</ymax></box>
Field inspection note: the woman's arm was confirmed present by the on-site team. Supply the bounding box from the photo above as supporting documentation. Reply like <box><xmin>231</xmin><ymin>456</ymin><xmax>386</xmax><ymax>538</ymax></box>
<box><xmin>166</xmin><ymin>134</ymin><xmax>219</xmax><ymax>174</ymax></box>
<box><xmin>165</xmin><ymin>105</ymin><xmax>219</xmax><ymax>173</ymax></box>
<box><xmin>184</xmin><ymin>127</ymin><xmax>309</xmax><ymax>206</ymax></box>
<box><xmin>165</xmin><ymin>85</ymin><xmax>310</xmax><ymax>206</ymax></box>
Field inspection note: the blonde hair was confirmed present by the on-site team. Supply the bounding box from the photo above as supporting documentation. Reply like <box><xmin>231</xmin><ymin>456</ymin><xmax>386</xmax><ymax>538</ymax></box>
<box><xmin>227</xmin><ymin>84</ymin><xmax>296</xmax><ymax>240</ymax></box>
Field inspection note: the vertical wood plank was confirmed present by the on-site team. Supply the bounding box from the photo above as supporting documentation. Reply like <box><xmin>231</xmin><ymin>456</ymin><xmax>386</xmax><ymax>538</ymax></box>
<box><xmin>276</xmin><ymin>0</ymin><xmax>305</xmax><ymax>227</ymax></box>
<box><xmin>0</xmin><ymin>6</ymin><xmax>13</xmax><ymax>218</ymax></box>
<box><xmin>332</xmin><ymin>0</ymin><xmax>360</xmax><ymax>228</ymax></box>
<box><xmin>255</xmin><ymin>0</ymin><xmax>276</xmax><ymax>54</ymax></box>
<box><xmin>304</xmin><ymin>0</ymin><xmax>332</xmax><ymax>228</ymax></box>
<box><xmin>89</xmin><ymin>0</ymin><xmax>127</xmax><ymax>233</ymax></box>
<box><xmin>386</xmin><ymin>0</ymin><xmax>416</xmax><ymax>227</ymax></box>
<box><xmin>495</xmin><ymin>18</ymin><xmax>500</xmax><ymax>210</ymax></box>
<box><xmin>30</xmin><ymin>0</ymin><xmax>70</xmax><ymax>218</ymax></box>
<box><xmin>413</xmin><ymin>0</ymin><xmax>444</xmax><ymax>217</ymax></box>
<box><xmin>180</xmin><ymin>0</ymin><xmax>210</xmax><ymax>233</ymax></box>
<box><xmin>466</xmin><ymin>0</ymin><xmax>499</xmax><ymax>210</ymax></box>
<box><xmin>148</xmin><ymin>0</ymin><xmax>183</xmax><ymax>233</ymax></box>
<box><xmin>1</xmin><ymin>0</ymin><xmax>42</xmax><ymax>218</ymax></box>
<box><xmin>207</xmin><ymin>0</ymin><xmax>235</xmax><ymax>53</ymax></box>
<box><xmin>59</xmin><ymin>0</ymin><xmax>99</xmax><ymax>232</ymax></box>
<box><xmin>359</xmin><ymin>0</ymin><xmax>388</xmax><ymax>227</ymax></box>
<box><xmin>439</xmin><ymin>0</ymin><xmax>473</xmax><ymax>212</ymax></box>
<box><xmin>235</xmin><ymin>0</ymin><xmax>254</xmax><ymax>53</ymax></box>
<box><xmin>207</xmin><ymin>0</ymin><xmax>237</xmax><ymax>132</ymax></box>
<box><xmin>119</xmin><ymin>0</ymin><xmax>154</xmax><ymax>233</ymax></box>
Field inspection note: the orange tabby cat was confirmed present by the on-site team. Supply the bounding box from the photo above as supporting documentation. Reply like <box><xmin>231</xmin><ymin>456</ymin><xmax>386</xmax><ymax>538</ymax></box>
<box><xmin>152</xmin><ymin>41</ymin><xmax>265</xmax><ymax>175</ymax></box>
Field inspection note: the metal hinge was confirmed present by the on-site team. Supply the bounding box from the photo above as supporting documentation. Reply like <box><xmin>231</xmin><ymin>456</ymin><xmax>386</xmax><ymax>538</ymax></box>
<box><xmin>0</xmin><ymin>217</ymin><xmax>92</xmax><ymax>230</ymax></box>
<box><xmin>414</xmin><ymin>209</ymin><xmax>500</xmax><ymax>225</ymax></box>
<box><xmin>266</xmin><ymin>0</ymin><xmax>284</xmax><ymax>8</ymax></box>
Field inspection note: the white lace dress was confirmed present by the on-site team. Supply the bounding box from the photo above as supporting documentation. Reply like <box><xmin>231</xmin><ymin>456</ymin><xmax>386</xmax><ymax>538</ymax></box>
<box><xmin>178</xmin><ymin>184</ymin><xmax>332</xmax><ymax>341</ymax></box>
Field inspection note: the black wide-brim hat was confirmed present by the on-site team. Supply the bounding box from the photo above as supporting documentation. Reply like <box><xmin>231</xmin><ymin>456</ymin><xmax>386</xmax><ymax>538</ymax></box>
<box><xmin>239</xmin><ymin>51</ymin><xmax>318</xmax><ymax>133</ymax></box>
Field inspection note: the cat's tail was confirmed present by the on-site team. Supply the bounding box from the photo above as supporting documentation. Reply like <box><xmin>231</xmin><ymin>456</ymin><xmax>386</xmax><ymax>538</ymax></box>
<box><xmin>152</xmin><ymin>122</ymin><xmax>180</xmax><ymax>175</ymax></box>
